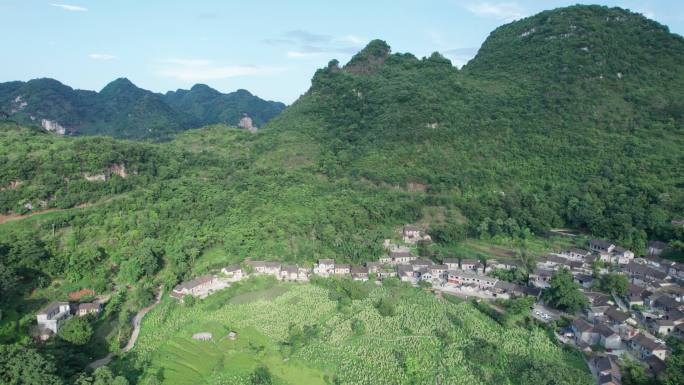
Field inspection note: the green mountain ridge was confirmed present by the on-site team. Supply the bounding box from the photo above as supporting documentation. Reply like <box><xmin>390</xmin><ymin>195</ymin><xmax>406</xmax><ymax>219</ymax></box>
<box><xmin>1</xmin><ymin>4</ymin><xmax>684</xmax><ymax>384</ymax></box>
<box><xmin>0</xmin><ymin>77</ymin><xmax>286</xmax><ymax>140</ymax></box>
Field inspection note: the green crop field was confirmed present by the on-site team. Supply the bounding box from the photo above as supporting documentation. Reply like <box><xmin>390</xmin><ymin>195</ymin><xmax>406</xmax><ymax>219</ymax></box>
<box><xmin>124</xmin><ymin>278</ymin><xmax>592</xmax><ymax>385</ymax></box>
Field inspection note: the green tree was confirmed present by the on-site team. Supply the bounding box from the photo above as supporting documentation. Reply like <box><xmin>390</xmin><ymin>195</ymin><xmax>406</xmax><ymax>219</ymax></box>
<box><xmin>0</xmin><ymin>263</ymin><xmax>19</xmax><ymax>301</ymax></box>
<box><xmin>375</xmin><ymin>298</ymin><xmax>397</xmax><ymax>317</ymax></box>
<box><xmin>543</xmin><ymin>268</ymin><xmax>589</xmax><ymax>314</ymax></box>
<box><xmin>660</xmin><ymin>337</ymin><xmax>684</xmax><ymax>385</ymax></box>
<box><xmin>598</xmin><ymin>273</ymin><xmax>629</xmax><ymax>296</ymax></box>
<box><xmin>0</xmin><ymin>345</ymin><xmax>63</xmax><ymax>385</ymax></box>
<box><xmin>250</xmin><ymin>366</ymin><xmax>272</xmax><ymax>385</ymax></box>
<box><xmin>620</xmin><ymin>359</ymin><xmax>651</xmax><ymax>385</ymax></box>
<box><xmin>416</xmin><ymin>240</ymin><xmax>431</xmax><ymax>257</ymax></box>
<box><xmin>75</xmin><ymin>367</ymin><xmax>129</xmax><ymax>385</ymax></box>
<box><xmin>58</xmin><ymin>316</ymin><xmax>93</xmax><ymax>345</ymax></box>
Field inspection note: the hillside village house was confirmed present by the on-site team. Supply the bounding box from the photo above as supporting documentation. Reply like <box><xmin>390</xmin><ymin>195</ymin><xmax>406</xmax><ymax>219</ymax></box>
<box><xmin>77</xmin><ymin>302</ymin><xmax>101</xmax><ymax>317</ymax></box>
<box><xmin>592</xmin><ymin>355</ymin><xmax>620</xmax><ymax>385</ymax></box>
<box><xmin>588</xmin><ymin>239</ymin><xmax>634</xmax><ymax>264</ymax></box>
<box><xmin>669</xmin><ymin>263</ymin><xmax>684</xmax><ymax>281</ymax></box>
<box><xmin>530</xmin><ymin>268</ymin><xmax>554</xmax><ymax>288</ymax></box>
<box><xmin>418</xmin><ymin>269</ymin><xmax>433</xmax><ymax>281</ymax></box>
<box><xmin>608</xmin><ymin>246</ymin><xmax>635</xmax><ymax>264</ymax></box>
<box><xmin>594</xmin><ymin>324</ymin><xmax>622</xmax><ymax>350</ymax></box>
<box><xmin>297</xmin><ymin>266</ymin><xmax>311</xmax><ymax>282</ymax></box>
<box><xmin>651</xmin><ymin>319</ymin><xmax>676</xmax><ymax>336</ymax></box>
<box><xmin>625</xmin><ymin>283</ymin><xmax>649</xmax><ymax>308</ymax></box>
<box><xmin>447</xmin><ymin>270</ymin><xmax>498</xmax><ymax>289</ymax></box>
<box><xmin>400</xmin><ymin>225</ymin><xmax>431</xmax><ymax>244</ymax></box>
<box><xmin>573</xmin><ymin>274</ymin><xmax>595</xmax><ymax>289</ymax></box>
<box><xmin>629</xmin><ymin>334</ymin><xmax>667</xmax><ymax>360</ymax></box>
<box><xmin>37</xmin><ymin>301</ymin><xmax>72</xmax><ymax>339</ymax></box>
<box><xmin>221</xmin><ymin>265</ymin><xmax>244</xmax><ymax>281</ymax></box>
<box><xmin>624</xmin><ymin>263</ymin><xmax>670</xmax><ymax>288</ymax></box>
<box><xmin>366</xmin><ymin>261</ymin><xmax>381</xmax><ymax>274</ymax></box>
<box><xmin>589</xmin><ymin>239</ymin><xmax>615</xmax><ymax>254</ymax></box>
<box><xmin>429</xmin><ymin>264</ymin><xmax>448</xmax><ymax>280</ymax></box>
<box><xmin>459</xmin><ymin>259</ymin><xmax>480</xmax><ymax>272</ymax></box>
<box><xmin>584</xmin><ymin>292</ymin><xmax>613</xmax><ymax>307</ymax></box>
<box><xmin>563</xmin><ymin>248</ymin><xmax>592</xmax><ymax>262</ymax></box>
<box><xmin>586</xmin><ymin>305</ymin><xmax>611</xmax><ymax>323</ymax></box>
<box><xmin>247</xmin><ymin>260</ymin><xmax>282</xmax><ymax>276</ymax></box>
<box><xmin>571</xmin><ymin>318</ymin><xmax>599</xmax><ymax>345</ymax></box>
<box><xmin>334</xmin><ymin>264</ymin><xmax>351</xmax><ymax>275</ymax></box>
<box><xmin>410</xmin><ymin>258</ymin><xmax>434</xmax><ymax>270</ymax></box>
<box><xmin>313</xmin><ymin>259</ymin><xmax>335</xmax><ymax>277</ymax></box>
<box><xmin>171</xmin><ymin>275</ymin><xmax>222</xmax><ymax>299</ymax></box>
<box><xmin>402</xmin><ymin>225</ymin><xmax>423</xmax><ymax>243</ymax></box>
<box><xmin>443</xmin><ymin>258</ymin><xmax>460</xmax><ymax>271</ymax></box>
<box><xmin>351</xmin><ymin>266</ymin><xmax>369</xmax><ymax>281</ymax></box>
<box><xmin>605</xmin><ymin>306</ymin><xmax>634</xmax><ymax>326</ymax></box>
<box><xmin>280</xmin><ymin>265</ymin><xmax>299</xmax><ymax>281</ymax></box>
<box><xmin>380</xmin><ymin>250</ymin><xmax>417</xmax><ymax>265</ymax></box>
<box><xmin>398</xmin><ymin>265</ymin><xmax>415</xmax><ymax>282</ymax></box>
<box><xmin>639</xmin><ymin>256</ymin><xmax>674</xmax><ymax>273</ymax></box>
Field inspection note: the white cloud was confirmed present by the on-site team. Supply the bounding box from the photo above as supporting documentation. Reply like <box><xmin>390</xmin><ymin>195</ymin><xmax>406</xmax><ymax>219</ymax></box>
<box><xmin>286</xmin><ymin>51</ymin><xmax>324</xmax><ymax>58</ymax></box>
<box><xmin>157</xmin><ymin>59</ymin><xmax>285</xmax><ymax>82</ymax></box>
<box><xmin>466</xmin><ymin>2</ymin><xmax>525</xmax><ymax>21</ymax></box>
<box><xmin>88</xmin><ymin>53</ymin><xmax>116</xmax><ymax>60</ymax></box>
<box><xmin>161</xmin><ymin>58</ymin><xmax>212</xmax><ymax>66</ymax></box>
<box><xmin>265</xmin><ymin>30</ymin><xmax>367</xmax><ymax>59</ymax></box>
<box><xmin>335</xmin><ymin>35</ymin><xmax>367</xmax><ymax>45</ymax></box>
<box><xmin>49</xmin><ymin>3</ymin><xmax>87</xmax><ymax>12</ymax></box>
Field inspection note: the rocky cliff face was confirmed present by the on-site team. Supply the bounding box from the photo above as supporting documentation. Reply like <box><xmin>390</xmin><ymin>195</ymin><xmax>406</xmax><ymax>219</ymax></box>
<box><xmin>41</xmin><ymin>119</ymin><xmax>67</xmax><ymax>135</ymax></box>
<box><xmin>238</xmin><ymin>114</ymin><xmax>257</xmax><ymax>133</ymax></box>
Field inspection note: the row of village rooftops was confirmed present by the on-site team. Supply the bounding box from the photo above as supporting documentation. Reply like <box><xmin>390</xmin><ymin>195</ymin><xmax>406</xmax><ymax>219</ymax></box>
<box><xmin>169</xmin><ymin>236</ymin><xmax>683</xmax><ymax>300</ymax></box>
<box><xmin>169</xmin><ymin>249</ymin><xmax>546</xmax><ymax>300</ymax></box>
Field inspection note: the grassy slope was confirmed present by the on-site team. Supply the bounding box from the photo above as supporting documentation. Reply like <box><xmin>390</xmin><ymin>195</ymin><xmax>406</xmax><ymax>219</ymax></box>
<box><xmin>126</xmin><ymin>279</ymin><xmax>592</xmax><ymax>385</ymax></box>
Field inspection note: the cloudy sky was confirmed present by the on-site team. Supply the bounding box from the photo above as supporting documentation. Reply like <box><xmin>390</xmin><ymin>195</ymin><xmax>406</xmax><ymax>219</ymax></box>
<box><xmin>1</xmin><ymin>1</ymin><xmax>682</xmax><ymax>103</ymax></box>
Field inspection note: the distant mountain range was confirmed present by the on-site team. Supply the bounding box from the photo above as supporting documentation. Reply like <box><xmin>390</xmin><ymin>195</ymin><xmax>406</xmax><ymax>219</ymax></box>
<box><xmin>0</xmin><ymin>78</ymin><xmax>286</xmax><ymax>140</ymax></box>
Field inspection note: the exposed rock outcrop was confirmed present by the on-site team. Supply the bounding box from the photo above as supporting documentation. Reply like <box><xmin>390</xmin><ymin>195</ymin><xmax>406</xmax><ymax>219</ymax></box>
<box><xmin>41</xmin><ymin>119</ymin><xmax>67</xmax><ymax>135</ymax></box>
<box><xmin>84</xmin><ymin>164</ymin><xmax>128</xmax><ymax>182</ymax></box>
<box><xmin>238</xmin><ymin>114</ymin><xmax>257</xmax><ymax>133</ymax></box>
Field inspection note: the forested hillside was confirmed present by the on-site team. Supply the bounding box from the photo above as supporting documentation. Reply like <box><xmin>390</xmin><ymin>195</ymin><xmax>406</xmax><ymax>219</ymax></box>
<box><xmin>0</xmin><ymin>78</ymin><xmax>286</xmax><ymax>140</ymax></box>
<box><xmin>0</xmin><ymin>5</ymin><xmax>683</xmax><ymax>383</ymax></box>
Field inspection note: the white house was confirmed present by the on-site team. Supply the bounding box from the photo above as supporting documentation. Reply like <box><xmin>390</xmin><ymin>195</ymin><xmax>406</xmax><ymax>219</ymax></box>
<box><xmin>221</xmin><ymin>265</ymin><xmax>244</xmax><ymax>281</ymax></box>
<box><xmin>314</xmin><ymin>259</ymin><xmax>335</xmax><ymax>277</ymax></box>
<box><xmin>37</xmin><ymin>301</ymin><xmax>72</xmax><ymax>339</ymax></box>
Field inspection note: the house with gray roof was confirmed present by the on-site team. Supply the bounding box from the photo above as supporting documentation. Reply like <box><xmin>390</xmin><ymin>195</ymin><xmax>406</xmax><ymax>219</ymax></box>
<box><xmin>629</xmin><ymin>333</ymin><xmax>667</xmax><ymax>360</ymax></box>
<box><xmin>36</xmin><ymin>301</ymin><xmax>72</xmax><ymax>339</ymax></box>
<box><xmin>247</xmin><ymin>260</ymin><xmax>282</xmax><ymax>276</ymax></box>
<box><xmin>351</xmin><ymin>266</ymin><xmax>369</xmax><ymax>281</ymax></box>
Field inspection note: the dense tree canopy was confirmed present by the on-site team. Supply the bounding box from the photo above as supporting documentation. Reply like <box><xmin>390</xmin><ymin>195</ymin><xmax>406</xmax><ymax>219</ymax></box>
<box><xmin>543</xmin><ymin>268</ymin><xmax>589</xmax><ymax>313</ymax></box>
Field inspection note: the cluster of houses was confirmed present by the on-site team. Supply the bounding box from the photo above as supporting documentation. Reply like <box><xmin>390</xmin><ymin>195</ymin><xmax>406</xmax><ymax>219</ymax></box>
<box><xmin>533</xmin><ymin>239</ymin><xmax>683</xmax><ymax>385</ymax></box>
<box><xmin>35</xmin><ymin>300</ymin><xmax>101</xmax><ymax>340</ymax></box>
<box><xmin>169</xmin><ymin>226</ymin><xmax>543</xmax><ymax>302</ymax></box>
<box><xmin>166</xmin><ymin>226</ymin><xmax>682</xmax><ymax>385</ymax></box>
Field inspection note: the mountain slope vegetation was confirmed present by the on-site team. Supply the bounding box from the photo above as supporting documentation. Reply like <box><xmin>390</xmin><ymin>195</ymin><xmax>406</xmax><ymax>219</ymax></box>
<box><xmin>0</xmin><ymin>4</ymin><xmax>683</xmax><ymax>384</ymax></box>
<box><xmin>0</xmin><ymin>78</ymin><xmax>286</xmax><ymax>140</ymax></box>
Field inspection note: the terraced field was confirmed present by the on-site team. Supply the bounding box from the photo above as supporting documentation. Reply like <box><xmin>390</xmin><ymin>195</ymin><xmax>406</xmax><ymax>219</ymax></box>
<box><xmin>126</xmin><ymin>278</ymin><xmax>592</xmax><ymax>385</ymax></box>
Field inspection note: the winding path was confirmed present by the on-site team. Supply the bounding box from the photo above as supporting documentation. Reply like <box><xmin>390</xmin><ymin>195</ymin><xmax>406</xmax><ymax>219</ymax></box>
<box><xmin>89</xmin><ymin>288</ymin><xmax>163</xmax><ymax>369</ymax></box>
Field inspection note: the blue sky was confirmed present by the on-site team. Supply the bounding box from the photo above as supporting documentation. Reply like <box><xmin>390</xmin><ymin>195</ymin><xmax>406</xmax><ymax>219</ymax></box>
<box><xmin>1</xmin><ymin>1</ymin><xmax>682</xmax><ymax>103</ymax></box>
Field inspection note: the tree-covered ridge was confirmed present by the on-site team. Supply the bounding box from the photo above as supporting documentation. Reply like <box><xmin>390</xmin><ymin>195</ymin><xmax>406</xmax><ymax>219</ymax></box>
<box><xmin>0</xmin><ymin>78</ymin><xmax>286</xmax><ymax>140</ymax></box>
<box><xmin>270</xmin><ymin>5</ymin><xmax>684</xmax><ymax>250</ymax></box>
<box><xmin>163</xmin><ymin>85</ymin><xmax>286</xmax><ymax>129</ymax></box>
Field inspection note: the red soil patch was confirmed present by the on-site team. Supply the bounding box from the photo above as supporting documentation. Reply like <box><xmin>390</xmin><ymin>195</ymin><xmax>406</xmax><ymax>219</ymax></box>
<box><xmin>69</xmin><ymin>289</ymin><xmax>96</xmax><ymax>301</ymax></box>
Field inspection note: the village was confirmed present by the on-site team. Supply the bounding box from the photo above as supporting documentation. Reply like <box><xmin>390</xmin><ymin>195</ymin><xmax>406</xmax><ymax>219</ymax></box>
<box><xmin>35</xmin><ymin>225</ymin><xmax>683</xmax><ymax>385</ymax></box>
